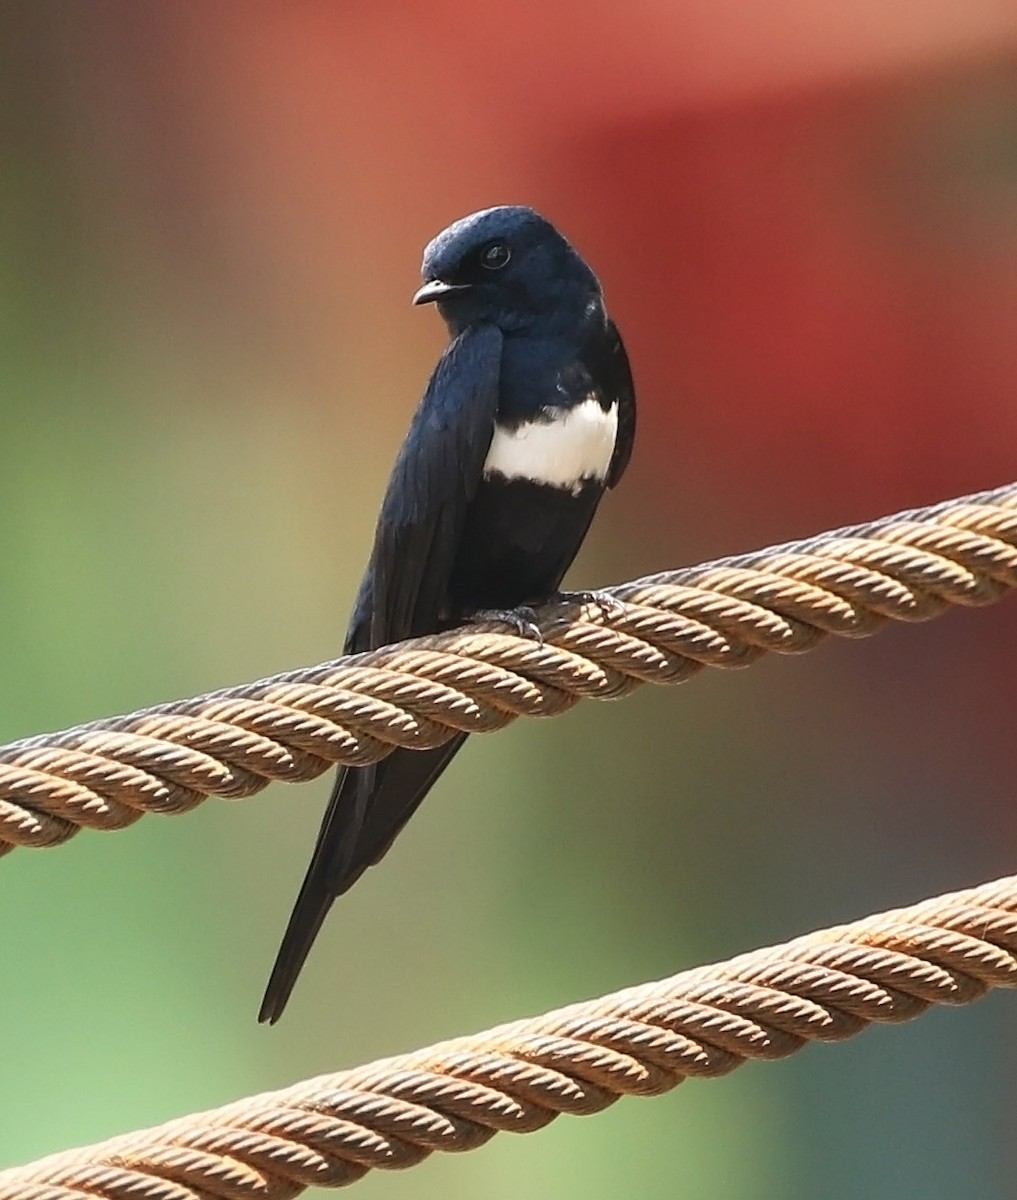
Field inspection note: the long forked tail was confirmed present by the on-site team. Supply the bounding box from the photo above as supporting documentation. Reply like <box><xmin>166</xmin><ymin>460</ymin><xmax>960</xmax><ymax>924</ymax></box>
<box><xmin>258</xmin><ymin>735</ymin><xmax>469</xmax><ymax>1024</ymax></box>
<box><xmin>258</xmin><ymin>764</ymin><xmax>372</xmax><ymax>1024</ymax></box>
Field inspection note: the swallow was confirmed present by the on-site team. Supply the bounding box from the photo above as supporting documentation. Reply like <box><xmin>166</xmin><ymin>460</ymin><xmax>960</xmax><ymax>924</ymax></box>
<box><xmin>259</xmin><ymin>205</ymin><xmax>636</xmax><ymax>1022</ymax></box>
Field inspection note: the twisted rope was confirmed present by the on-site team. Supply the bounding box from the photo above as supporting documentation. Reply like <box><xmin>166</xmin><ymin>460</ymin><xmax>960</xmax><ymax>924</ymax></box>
<box><xmin>2</xmin><ymin>872</ymin><xmax>1014</xmax><ymax>1200</ymax></box>
<box><xmin>3</xmin><ymin>481</ymin><xmax>1016</xmax><ymax>856</ymax></box>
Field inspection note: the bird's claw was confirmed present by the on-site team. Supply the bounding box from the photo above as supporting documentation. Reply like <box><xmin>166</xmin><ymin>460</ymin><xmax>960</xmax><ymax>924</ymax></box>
<box><xmin>553</xmin><ymin>589</ymin><xmax>625</xmax><ymax>620</ymax></box>
<box><xmin>468</xmin><ymin>606</ymin><xmax>544</xmax><ymax>643</ymax></box>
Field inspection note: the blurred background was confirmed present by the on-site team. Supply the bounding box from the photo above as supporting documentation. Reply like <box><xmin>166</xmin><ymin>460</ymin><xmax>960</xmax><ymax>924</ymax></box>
<box><xmin>2</xmin><ymin>3</ymin><xmax>1017</xmax><ymax>1196</ymax></box>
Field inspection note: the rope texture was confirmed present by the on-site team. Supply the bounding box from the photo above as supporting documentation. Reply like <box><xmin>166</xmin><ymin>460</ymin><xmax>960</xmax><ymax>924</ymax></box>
<box><xmin>2</xmin><ymin>482</ymin><xmax>1016</xmax><ymax>856</ymax></box>
<box><xmin>2</xmin><ymin>872</ymin><xmax>1014</xmax><ymax>1199</ymax></box>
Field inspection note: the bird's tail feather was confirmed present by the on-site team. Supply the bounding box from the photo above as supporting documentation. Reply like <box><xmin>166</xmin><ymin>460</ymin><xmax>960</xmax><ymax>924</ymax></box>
<box><xmin>258</xmin><ymin>764</ymin><xmax>373</xmax><ymax>1024</ymax></box>
<box><xmin>258</xmin><ymin>735</ymin><xmax>468</xmax><ymax>1023</ymax></box>
<box><xmin>258</xmin><ymin>877</ymin><xmax>336</xmax><ymax>1024</ymax></box>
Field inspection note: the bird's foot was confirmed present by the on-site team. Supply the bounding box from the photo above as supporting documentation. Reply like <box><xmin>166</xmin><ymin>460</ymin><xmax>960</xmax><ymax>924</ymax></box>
<box><xmin>467</xmin><ymin>606</ymin><xmax>544</xmax><ymax>643</ymax></box>
<box><xmin>553</xmin><ymin>589</ymin><xmax>625</xmax><ymax>620</ymax></box>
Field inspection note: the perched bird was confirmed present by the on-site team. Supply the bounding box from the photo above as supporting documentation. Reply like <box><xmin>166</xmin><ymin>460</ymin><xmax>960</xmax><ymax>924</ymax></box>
<box><xmin>259</xmin><ymin>205</ymin><xmax>636</xmax><ymax>1022</ymax></box>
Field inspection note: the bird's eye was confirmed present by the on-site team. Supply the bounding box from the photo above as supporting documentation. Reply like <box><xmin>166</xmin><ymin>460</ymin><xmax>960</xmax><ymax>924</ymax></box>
<box><xmin>479</xmin><ymin>241</ymin><xmax>511</xmax><ymax>270</ymax></box>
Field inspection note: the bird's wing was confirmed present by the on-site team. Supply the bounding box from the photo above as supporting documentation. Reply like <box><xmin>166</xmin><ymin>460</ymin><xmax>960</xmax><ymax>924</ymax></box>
<box><xmin>258</xmin><ymin>324</ymin><xmax>502</xmax><ymax>1023</ymax></box>
<box><xmin>363</xmin><ymin>323</ymin><xmax>504</xmax><ymax>645</ymax></box>
<box><xmin>603</xmin><ymin>319</ymin><xmax>637</xmax><ymax>489</ymax></box>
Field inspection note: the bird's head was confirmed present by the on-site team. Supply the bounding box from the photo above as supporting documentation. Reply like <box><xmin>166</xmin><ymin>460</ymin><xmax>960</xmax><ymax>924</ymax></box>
<box><xmin>413</xmin><ymin>206</ymin><xmax>603</xmax><ymax>336</ymax></box>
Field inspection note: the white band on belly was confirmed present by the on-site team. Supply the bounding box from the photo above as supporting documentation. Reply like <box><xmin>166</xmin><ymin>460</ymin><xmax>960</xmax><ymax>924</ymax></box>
<box><xmin>483</xmin><ymin>397</ymin><xmax>618</xmax><ymax>495</ymax></box>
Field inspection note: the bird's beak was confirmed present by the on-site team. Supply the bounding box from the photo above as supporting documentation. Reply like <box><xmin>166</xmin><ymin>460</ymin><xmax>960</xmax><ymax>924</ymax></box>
<box><xmin>412</xmin><ymin>279</ymin><xmax>471</xmax><ymax>306</ymax></box>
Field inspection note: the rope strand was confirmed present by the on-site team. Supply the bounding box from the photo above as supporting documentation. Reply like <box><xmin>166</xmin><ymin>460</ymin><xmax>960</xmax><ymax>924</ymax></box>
<box><xmin>2</xmin><ymin>871</ymin><xmax>1014</xmax><ymax>1200</ymax></box>
<box><xmin>2</xmin><ymin>481</ymin><xmax>1016</xmax><ymax>856</ymax></box>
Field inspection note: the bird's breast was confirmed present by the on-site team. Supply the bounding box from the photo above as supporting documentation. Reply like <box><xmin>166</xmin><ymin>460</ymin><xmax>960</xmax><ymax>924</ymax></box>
<box><xmin>483</xmin><ymin>396</ymin><xmax>618</xmax><ymax>497</ymax></box>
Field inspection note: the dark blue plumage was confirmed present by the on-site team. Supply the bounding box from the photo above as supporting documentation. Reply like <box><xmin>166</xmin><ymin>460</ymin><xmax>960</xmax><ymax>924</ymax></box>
<box><xmin>259</xmin><ymin>206</ymin><xmax>636</xmax><ymax>1022</ymax></box>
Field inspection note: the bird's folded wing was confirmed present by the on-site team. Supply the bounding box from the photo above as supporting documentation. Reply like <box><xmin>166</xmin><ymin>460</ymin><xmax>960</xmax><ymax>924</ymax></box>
<box><xmin>602</xmin><ymin>318</ymin><xmax>637</xmax><ymax>489</ymax></box>
<box><xmin>346</xmin><ymin>322</ymin><xmax>505</xmax><ymax>651</ymax></box>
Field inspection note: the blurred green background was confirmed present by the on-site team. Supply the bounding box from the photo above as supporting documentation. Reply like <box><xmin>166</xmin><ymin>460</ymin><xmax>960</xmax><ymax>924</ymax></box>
<box><xmin>2</xmin><ymin>4</ymin><xmax>1017</xmax><ymax>1197</ymax></box>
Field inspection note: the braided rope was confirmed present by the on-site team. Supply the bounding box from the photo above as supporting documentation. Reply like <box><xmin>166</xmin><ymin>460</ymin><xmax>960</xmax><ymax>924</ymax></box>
<box><xmin>2</xmin><ymin>872</ymin><xmax>1014</xmax><ymax>1200</ymax></box>
<box><xmin>2</xmin><ymin>481</ymin><xmax>1016</xmax><ymax>856</ymax></box>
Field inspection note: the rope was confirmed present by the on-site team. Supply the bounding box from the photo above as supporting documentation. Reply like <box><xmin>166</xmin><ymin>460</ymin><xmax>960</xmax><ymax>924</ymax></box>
<box><xmin>2</xmin><ymin>481</ymin><xmax>1016</xmax><ymax>856</ymax></box>
<box><xmin>2</xmin><ymin>871</ymin><xmax>1014</xmax><ymax>1200</ymax></box>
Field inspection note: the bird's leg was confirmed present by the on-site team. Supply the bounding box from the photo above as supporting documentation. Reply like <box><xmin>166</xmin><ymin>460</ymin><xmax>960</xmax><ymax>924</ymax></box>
<box><xmin>466</xmin><ymin>606</ymin><xmax>544</xmax><ymax>643</ymax></box>
<box><xmin>551</xmin><ymin>589</ymin><xmax>626</xmax><ymax>620</ymax></box>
